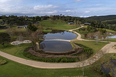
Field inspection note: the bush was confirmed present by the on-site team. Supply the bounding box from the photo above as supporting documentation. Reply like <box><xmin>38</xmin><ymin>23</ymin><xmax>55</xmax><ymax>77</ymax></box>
<box><xmin>23</xmin><ymin>51</ymin><xmax>77</xmax><ymax>63</ymax></box>
<box><xmin>27</xmin><ymin>23</ymin><xmax>37</xmax><ymax>32</ymax></box>
<box><xmin>76</xmin><ymin>43</ymin><xmax>93</xmax><ymax>54</ymax></box>
<box><xmin>0</xmin><ymin>59</ymin><xmax>7</xmax><ymax>65</ymax></box>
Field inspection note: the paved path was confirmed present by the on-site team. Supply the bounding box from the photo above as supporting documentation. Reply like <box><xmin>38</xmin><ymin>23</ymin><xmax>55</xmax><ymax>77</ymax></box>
<box><xmin>0</xmin><ymin>26</ymin><xmax>116</xmax><ymax>69</ymax></box>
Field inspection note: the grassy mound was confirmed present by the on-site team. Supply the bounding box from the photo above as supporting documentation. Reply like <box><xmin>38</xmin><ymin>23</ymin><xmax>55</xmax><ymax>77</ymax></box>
<box><xmin>0</xmin><ymin>59</ymin><xmax>7</xmax><ymax>65</ymax></box>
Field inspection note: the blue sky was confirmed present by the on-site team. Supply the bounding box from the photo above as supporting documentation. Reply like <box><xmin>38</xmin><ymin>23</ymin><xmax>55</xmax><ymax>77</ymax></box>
<box><xmin>0</xmin><ymin>0</ymin><xmax>116</xmax><ymax>17</ymax></box>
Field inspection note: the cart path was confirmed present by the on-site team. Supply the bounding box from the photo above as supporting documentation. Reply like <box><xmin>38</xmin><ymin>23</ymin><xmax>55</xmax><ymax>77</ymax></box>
<box><xmin>0</xmin><ymin>26</ymin><xmax>116</xmax><ymax>69</ymax></box>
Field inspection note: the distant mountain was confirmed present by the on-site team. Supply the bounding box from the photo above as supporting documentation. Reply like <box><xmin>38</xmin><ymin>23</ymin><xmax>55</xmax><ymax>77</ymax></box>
<box><xmin>86</xmin><ymin>15</ymin><xmax>116</xmax><ymax>21</ymax></box>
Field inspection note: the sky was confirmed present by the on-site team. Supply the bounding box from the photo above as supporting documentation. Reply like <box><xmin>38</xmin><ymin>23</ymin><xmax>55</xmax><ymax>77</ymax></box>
<box><xmin>0</xmin><ymin>0</ymin><xmax>116</xmax><ymax>17</ymax></box>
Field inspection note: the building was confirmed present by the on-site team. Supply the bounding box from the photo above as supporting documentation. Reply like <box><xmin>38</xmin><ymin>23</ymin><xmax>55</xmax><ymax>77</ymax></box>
<box><xmin>0</xmin><ymin>26</ymin><xmax>9</xmax><ymax>29</ymax></box>
<box><xmin>68</xmin><ymin>22</ymin><xmax>74</xmax><ymax>25</ymax></box>
<box><xmin>0</xmin><ymin>21</ymin><xmax>4</xmax><ymax>25</ymax></box>
<box><xmin>84</xmin><ymin>23</ymin><xmax>91</xmax><ymax>25</ymax></box>
<box><xmin>17</xmin><ymin>25</ymin><xmax>28</xmax><ymax>28</ymax></box>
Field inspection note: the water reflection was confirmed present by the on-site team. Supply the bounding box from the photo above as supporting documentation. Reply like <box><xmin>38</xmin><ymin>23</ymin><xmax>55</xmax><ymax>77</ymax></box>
<box><xmin>102</xmin><ymin>59</ymin><xmax>116</xmax><ymax>76</ymax></box>
<box><xmin>40</xmin><ymin>31</ymin><xmax>77</xmax><ymax>52</ymax></box>
<box><xmin>40</xmin><ymin>41</ymin><xmax>73</xmax><ymax>52</ymax></box>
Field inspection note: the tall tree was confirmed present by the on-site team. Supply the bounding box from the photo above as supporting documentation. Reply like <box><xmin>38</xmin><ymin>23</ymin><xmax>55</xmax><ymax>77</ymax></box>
<box><xmin>0</xmin><ymin>33</ymin><xmax>10</xmax><ymax>47</ymax></box>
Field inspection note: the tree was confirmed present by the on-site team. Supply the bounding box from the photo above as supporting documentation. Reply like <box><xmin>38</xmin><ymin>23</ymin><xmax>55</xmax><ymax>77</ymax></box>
<box><xmin>87</xmin><ymin>25</ymin><xmax>91</xmax><ymax>32</ymax></box>
<box><xmin>27</xmin><ymin>23</ymin><xmax>37</xmax><ymax>32</ymax></box>
<box><xmin>0</xmin><ymin>33</ymin><xmax>10</xmax><ymax>47</ymax></box>
<box><xmin>35</xmin><ymin>16</ymin><xmax>41</xmax><ymax>21</ymax></box>
<box><xmin>6</xmin><ymin>28</ymin><xmax>16</xmax><ymax>41</ymax></box>
<box><xmin>26</xmin><ymin>28</ymin><xmax>43</xmax><ymax>51</ymax></box>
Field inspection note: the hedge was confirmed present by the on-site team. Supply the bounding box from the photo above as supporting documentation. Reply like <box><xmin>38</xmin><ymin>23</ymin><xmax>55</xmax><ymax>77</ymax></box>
<box><xmin>76</xmin><ymin>43</ymin><xmax>93</xmax><ymax>54</ymax></box>
<box><xmin>23</xmin><ymin>51</ymin><xmax>78</xmax><ymax>63</ymax></box>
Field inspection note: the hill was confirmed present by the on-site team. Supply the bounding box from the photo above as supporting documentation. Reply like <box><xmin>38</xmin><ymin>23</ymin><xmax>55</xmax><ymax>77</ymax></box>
<box><xmin>86</xmin><ymin>15</ymin><xmax>116</xmax><ymax>21</ymax></box>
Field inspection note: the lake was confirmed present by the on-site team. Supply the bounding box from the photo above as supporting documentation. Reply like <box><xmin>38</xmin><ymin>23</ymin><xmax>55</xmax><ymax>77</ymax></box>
<box><xmin>40</xmin><ymin>31</ymin><xmax>77</xmax><ymax>52</ymax></box>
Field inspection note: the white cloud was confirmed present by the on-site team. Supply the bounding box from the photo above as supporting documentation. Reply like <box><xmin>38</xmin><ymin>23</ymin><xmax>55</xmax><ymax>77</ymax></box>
<box><xmin>85</xmin><ymin>11</ymin><xmax>90</xmax><ymax>13</ymax></box>
<box><xmin>0</xmin><ymin>0</ymin><xmax>11</xmax><ymax>3</ymax></box>
<box><xmin>66</xmin><ymin>10</ymin><xmax>71</xmax><ymax>12</ymax></box>
<box><xmin>80</xmin><ymin>16</ymin><xmax>89</xmax><ymax>18</ymax></box>
<box><xmin>34</xmin><ymin>5</ymin><xmax>58</xmax><ymax>10</ymax></box>
<box><xmin>75</xmin><ymin>0</ymin><xmax>82</xmax><ymax>2</ymax></box>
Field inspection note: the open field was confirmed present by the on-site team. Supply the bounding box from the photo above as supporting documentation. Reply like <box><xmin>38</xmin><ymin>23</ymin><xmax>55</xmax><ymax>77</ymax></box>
<box><xmin>0</xmin><ymin>19</ymin><xmax>3</xmax><ymax>21</ymax></box>
<box><xmin>0</xmin><ymin>29</ymin><xmax>7</xmax><ymax>33</ymax></box>
<box><xmin>0</xmin><ymin>44</ymin><xmax>31</xmax><ymax>59</ymax></box>
<box><xmin>72</xmin><ymin>41</ymin><xmax>108</xmax><ymax>53</ymax></box>
<box><xmin>0</xmin><ymin>56</ymin><xmax>103</xmax><ymax>77</ymax></box>
<box><xmin>101</xmin><ymin>38</ymin><xmax>116</xmax><ymax>42</ymax></box>
<box><xmin>40</xmin><ymin>19</ymin><xmax>78</xmax><ymax>30</ymax></box>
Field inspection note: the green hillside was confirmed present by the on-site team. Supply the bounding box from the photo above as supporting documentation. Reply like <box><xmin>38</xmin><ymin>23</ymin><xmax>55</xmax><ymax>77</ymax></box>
<box><xmin>86</xmin><ymin>15</ymin><xmax>116</xmax><ymax>24</ymax></box>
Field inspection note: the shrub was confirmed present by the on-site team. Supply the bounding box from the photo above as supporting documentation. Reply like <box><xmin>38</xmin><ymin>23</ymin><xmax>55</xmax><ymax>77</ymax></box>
<box><xmin>0</xmin><ymin>59</ymin><xmax>7</xmax><ymax>65</ymax></box>
<box><xmin>23</xmin><ymin>51</ymin><xmax>77</xmax><ymax>63</ymax></box>
<box><xmin>76</xmin><ymin>43</ymin><xmax>93</xmax><ymax>54</ymax></box>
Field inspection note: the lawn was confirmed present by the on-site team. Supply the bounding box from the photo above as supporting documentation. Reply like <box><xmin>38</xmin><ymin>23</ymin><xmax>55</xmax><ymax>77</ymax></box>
<box><xmin>40</xmin><ymin>19</ymin><xmax>78</xmax><ymax>30</ymax></box>
<box><xmin>0</xmin><ymin>29</ymin><xmax>7</xmax><ymax>33</ymax></box>
<box><xmin>101</xmin><ymin>38</ymin><xmax>116</xmax><ymax>42</ymax></box>
<box><xmin>0</xmin><ymin>19</ymin><xmax>3</xmax><ymax>21</ymax></box>
<box><xmin>72</xmin><ymin>41</ymin><xmax>108</xmax><ymax>53</ymax></box>
<box><xmin>0</xmin><ymin>56</ymin><xmax>103</xmax><ymax>77</ymax></box>
<box><xmin>0</xmin><ymin>40</ymin><xmax>108</xmax><ymax>77</ymax></box>
<box><xmin>0</xmin><ymin>44</ymin><xmax>32</xmax><ymax>59</ymax></box>
<box><xmin>106</xmin><ymin>29</ymin><xmax>116</xmax><ymax>33</ymax></box>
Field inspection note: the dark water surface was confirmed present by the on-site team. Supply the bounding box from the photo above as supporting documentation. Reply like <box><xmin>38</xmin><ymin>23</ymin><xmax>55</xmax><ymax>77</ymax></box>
<box><xmin>40</xmin><ymin>31</ymin><xmax>77</xmax><ymax>52</ymax></box>
<box><xmin>102</xmin><ymin>59</ymin><xmax>116</xmax><ymax>76</ymax></box>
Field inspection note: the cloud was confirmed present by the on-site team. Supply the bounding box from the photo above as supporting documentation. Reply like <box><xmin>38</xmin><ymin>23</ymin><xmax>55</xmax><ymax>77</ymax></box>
<box><xmin>34</xmin><ymin>5</ymin><xmax>58</xmax><ymax>10</ymax></box>
<box><xmin>85</xmin><ymin>11</ymin><xmax>90</xmax><ymax>13</ymax></box>
<box><xmin>75</xmin><ymin>0</ymin><xmax>82</xmax><ymax>2</ymax></box>
<box><xmin>66</xmin><ymin>10</ymin><xmax>71</xmax><ymax>12</ymax></box>
<box><xmin>0</xmin><ymin>0</ymin><xmax>11</xmax><ymax>3</ymax></box>
<box><xmin>80</xmin><ymin>16</ymin><xmax>89</xmax><ymax>18</ymax></box>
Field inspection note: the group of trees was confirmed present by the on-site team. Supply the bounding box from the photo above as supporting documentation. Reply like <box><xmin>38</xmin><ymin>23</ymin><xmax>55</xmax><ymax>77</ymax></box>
<box><xmin>0</xmin><ymin>33</ymin><xmax>10</xmax><ymax>47</ymax></box>
<box><xmin>86</xmin><ymin>15</ymin><xmax>116</xmax><ymax>31</ymax></box>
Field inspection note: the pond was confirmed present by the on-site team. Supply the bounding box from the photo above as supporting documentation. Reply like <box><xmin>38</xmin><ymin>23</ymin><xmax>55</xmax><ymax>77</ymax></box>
<box><xmin>40</xmin><ymin>31</ymin><xmax>77</xmax><ymax>52</ymax></box>
<box><xmin>107</xmin><ymin>35</ymin><xmax>116</xmax><ymax>39</ymax></box>
<box><xmin>102</xmin><ymin>59</ymin><xmax>116</xmax><ymax>76</ymax></box>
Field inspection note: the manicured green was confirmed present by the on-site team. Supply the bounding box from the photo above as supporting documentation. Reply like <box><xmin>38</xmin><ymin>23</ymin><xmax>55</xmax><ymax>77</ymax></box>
<box><xmin>0</xmin><ymin>56</ymin><xmax>103</xmax><ymax>77</ymax></box>
<box><xmin>0</xmin><ymin>44</ymin><xmax>32</xmax><ymax>59</ymax></box>
<box><xmin>72</xmin><ymin>41</ymin><xmax>108</xmax><ymax>53</ymax></box>
<box><xmin>40</xmin><ymin>19</ymin><xmax>78</xmax><ymax>30</ymax></box>
<box><xmin>106</xmin><ymin>29</ymin><xmax>116</xmax><ymax>33</ymax></box>
<box><xmin>76</xmin><ymin>43</ymin><xmax>93</xmax><ymax>54</ymax></box>
<box><xmin>0</xmin><ymin>29</ymin><xmax>6</xmax><ymax>33</ymax></box>
<box><xmin>102</xmin><ymin>38</ymin><xmax>116</xmax><ymax>42</ymax></box>
<box><xmin>0</xmin><ymin>19</ymin><xmax>3</xmax><ymax>21</ymax></box>
<box><xmin>43</xmin><ymin>29</ymin><xmax>52</xmax><ymax>33</ymax></box>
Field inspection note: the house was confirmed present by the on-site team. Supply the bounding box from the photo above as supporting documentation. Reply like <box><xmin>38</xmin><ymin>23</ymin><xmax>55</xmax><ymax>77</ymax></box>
<box><xmin>17</xmin><ymin>25</ymin><xmax>28</xmax><ymax>28</ymax></box>
<box><xmin>0</xmin><ymin>26</ymin><xmax>9</xmax><ymax>29</ymax></box>
<box><xmin>84</xmin><ymin>23</ymin><xmax>91</xmax><ymax>25</ymax></box>
<box><xmin>0</xmin><ymin>21</ymin><xmax>4</xmax><ymax>25</ymax></box>
<box><xmin>68</xmin><ymin>22</ymin><xmax>74</xmax><ymax>25</ymax></box>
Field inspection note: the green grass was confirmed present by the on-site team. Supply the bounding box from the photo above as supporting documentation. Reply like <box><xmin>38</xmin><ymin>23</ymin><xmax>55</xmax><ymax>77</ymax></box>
<box><xmin>0</xmin><ymin>19</ymin><xmax>3</xmax><ymax>21</ymax></box>
<box><xmin>0</xmin><ymin>29</ymin><xmax>7</xmax><ymax>33</ymax></box>
<box><xmin>101</xmin><ymin>38</ymin><xmax>116</xmax><ymax>42</ymax></box>
<box><xmin>43</xmin><ymin>29</ymin><xmax>52</xmax><ymax>33</ymax></box>
<box><xmin>0</xmin><ymin>56</ymin><xmax>103</xmax><ymax>77</ymax></box>
<box><xmin>106</xmin><ymin>29</ymin><xmax>116</xmax><ymax>33</ymax></box>
<box><xmin>40</xmin><ymin>19</ymin><xmax>78</xmax><ymax>30</ymax></box>
<box><xmin>0</xmin><ymin>43</ymin><xmax>32</xmax><ymax>59</ymax></box>
<box><xmin>72</xmin><ymin>41</ymin><xmax>108</xmax><ymax>53</ymax></box>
